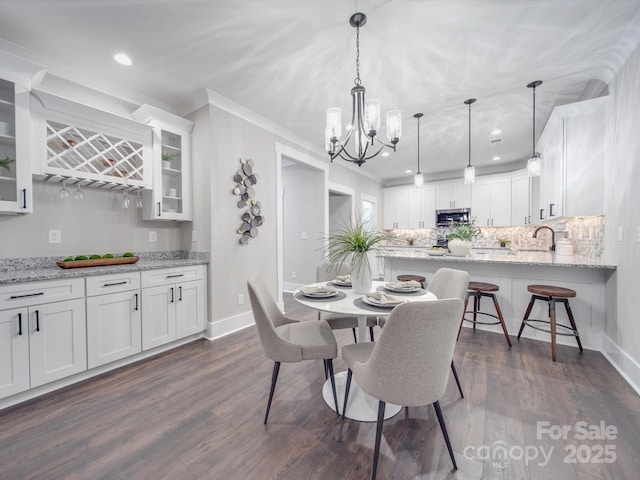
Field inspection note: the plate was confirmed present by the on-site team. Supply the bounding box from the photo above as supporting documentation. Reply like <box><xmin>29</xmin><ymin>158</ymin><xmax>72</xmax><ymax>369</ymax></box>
<box><xmin>302</xmin><ymin>290</ymin><xmax>338</xmax><ymax>298</ymax></box>
<box><xmin>362</xmin><ymin>295</ymin><xmax>406</xmax><ymax>307</ymax></box>
<box><xmin>426</xmin><ymin>249</ymin><xmax>447</xmax><ymax>256</ymax></box>
<box><xmin>384</xmin><ymin>284</ymin><xmax>420</xmax><ymax>293</ymax></box>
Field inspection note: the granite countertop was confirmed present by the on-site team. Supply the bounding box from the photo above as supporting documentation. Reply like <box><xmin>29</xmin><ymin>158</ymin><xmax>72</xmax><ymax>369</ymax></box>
<box><xmin>0</xmin><ymin>251</ymin><xmax>209</xmax><ymax>285</ymax></box>
<box><xmin>379</xmin><ymin>248</ymin><xmax>616</xmax><ymax>269</ymax></box>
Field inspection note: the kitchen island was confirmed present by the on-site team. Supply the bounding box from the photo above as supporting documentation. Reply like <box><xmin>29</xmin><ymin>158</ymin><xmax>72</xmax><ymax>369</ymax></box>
<box><xmin>380</xmin><ymin>248</ymin><xmax>616</xmax><ymax>351</ymax></box>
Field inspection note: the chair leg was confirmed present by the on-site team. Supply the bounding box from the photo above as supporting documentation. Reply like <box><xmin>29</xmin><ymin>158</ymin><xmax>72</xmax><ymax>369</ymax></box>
<box><xmin>372</xmin><ymin>400</ymin><xmax>386</xmax><ymax>480</ymax></box>
<box><xmin>472</xmin><ymin>293</ymin><xmax>479</xmax><ymax>331</ymax></box>
<box><xmin>352</xmin><ymin>328</ymin><xmax>358</xmax><ymax>343</ymax></box>
<box><xmin>492</xmin><ymin>294</ymin><xmax>512</xmax><ymax>347</ymax></box>
<box><xmin>517</xmin><ymin>296</ymin><xmax>536</xmax><ymax>339</ymax></box>
<box><xmin>323</xmin><ymin>359</ymin><xmax>328</xmax><ymax>379</ymax></box>
<box><xmin>342</xmin><ymin>368</ymin><xmax>353</xmax><ymax>419</ymax></box>
<box><xmin>264</xmin><ymin>361</ymin><xmax>280</xmax><ymax>424</ymax></box>
<box><xmin>433</xmin><ymin>400</ymin><xmax>457</xmax><ymax>470</ymax></box>
<box><xmin>369</xmin><ymin>326</ymin><xmax>375</xmax><ymax>342</ymax></box>
<box><xmin>550</xmin><ymin>299</ymin><xmax>557</xmax><ymax>362</ymax></box>
<box><xmin>563</xmin><ymin>299</ymin><xmax>583</xmax><ymax>352</ymax></box>
<box><xmin>326</xmin><ymin>359</ymin><xmax>339</xmax><ymax>417</ymax></box>
<box><xmin>457</xmin><ymin>291</ymin><xmax>470</xmax><ymax>340</ymax></box>
<box><xmin>450</xmin><ymin>360</ymin><xmax>464</xmax><ymax>398</ymax></box>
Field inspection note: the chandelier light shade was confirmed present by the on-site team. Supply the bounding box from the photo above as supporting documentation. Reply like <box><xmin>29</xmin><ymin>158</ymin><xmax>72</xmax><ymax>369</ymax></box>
<box><xmin>413</xmin><ymin>113</ymin><xmax>424</xmax><ymax>188</ymax></box>
<box><xmin>527</xmin><ymin>80</ymin><xmax>543</xmax><ymax>177</ymax></box>
<box><xmin>464</xmin><ymin>98</ymin><xmax>477</xmax><ymax>184</ymax></box>
<box><xmin>325</xmin><ymin>13</ymin><xmax>401</xmax><ymax>167</ymax></box>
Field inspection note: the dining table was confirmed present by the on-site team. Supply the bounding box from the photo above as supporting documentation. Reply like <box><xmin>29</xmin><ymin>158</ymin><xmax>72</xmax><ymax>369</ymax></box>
<box><xmin>293</xmin><ymin>280</ymin><xmax>437</xmax><ymax>422</ymax></box>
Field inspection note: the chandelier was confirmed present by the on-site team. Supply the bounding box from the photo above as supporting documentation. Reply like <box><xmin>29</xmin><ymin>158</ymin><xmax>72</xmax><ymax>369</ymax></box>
<box><xmin>325</xmin><ymin>13</ymin><xmax>402</xmax><ymax>167</ymax></box>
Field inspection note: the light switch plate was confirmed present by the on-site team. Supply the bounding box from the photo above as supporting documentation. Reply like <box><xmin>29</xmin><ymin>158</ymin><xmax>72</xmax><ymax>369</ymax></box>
<box><xmin>149</xmin><ymin>231</ymin><xmax>157</xmax><ymax>242</ymax></box>
<box><xmin>48</xmin><ymin>230</ymin><xmax>62</xmax><ymax>244</ymax></box>
<box><xmin>617</xmin><ymin>226</ymin><xmax>623</xmax><ymax>242</ymax></box>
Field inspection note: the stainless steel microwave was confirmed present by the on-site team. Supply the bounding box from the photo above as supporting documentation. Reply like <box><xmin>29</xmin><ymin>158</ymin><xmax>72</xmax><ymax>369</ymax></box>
<box><xmin>436</xmin><ymin>208</ymin><xmax>471</xmax><ymax>227</ymax></box>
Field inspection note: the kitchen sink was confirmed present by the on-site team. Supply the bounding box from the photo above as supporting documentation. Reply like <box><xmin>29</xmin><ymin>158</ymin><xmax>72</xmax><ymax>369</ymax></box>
<box><xmin>471</xmin><ymin>248</ymin><xmax>515</xmax><ymax>256</ymax></box>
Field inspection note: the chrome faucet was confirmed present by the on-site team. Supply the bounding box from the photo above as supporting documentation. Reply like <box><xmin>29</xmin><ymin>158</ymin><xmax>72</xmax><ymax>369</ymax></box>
<box><xmin>533</xmin><ymin>226</ymin><xmax>555</xmax><ymax>251</ymax></box>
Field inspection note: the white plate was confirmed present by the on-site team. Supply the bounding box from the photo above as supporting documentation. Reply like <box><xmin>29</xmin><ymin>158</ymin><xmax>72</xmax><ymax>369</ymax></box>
<box><xmin>384</xmin><ymin>284</ymin><xmax>420</xmax><ymax>293</ymax></box>
<box><xmin>332</xmin><ymin>279</ymin><xmax>352</xmax><ymax>286</ymax></box>
<box><xmin>426</xmin><ymin>249</ymin><xmax>447</xmax><ymax>256</ymax></box>
<box><xmin>302</xmin><ymin>290</ymin><xmax>338</xmax><ymax>298</ymax></box>
<box><xmin>362</xmin><ymin>295</ymin><xmax>406</xmax><ymax>307</ymax></box>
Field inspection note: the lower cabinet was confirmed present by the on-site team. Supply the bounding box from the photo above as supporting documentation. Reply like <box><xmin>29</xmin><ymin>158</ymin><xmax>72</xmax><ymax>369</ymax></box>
<box><xmin>0</xmin><ymin>308</ymin><xmax>30</xmax><ymax>398</ymax></box>
<box><xmin>86</xmin><ymin>272</ymin><xmax>141</xmax><ymax>368</ymax></box>
<box><xmin>141</xmin><ymin>266</ymin><xmax>205</xmax><ymax>350</ymax></box>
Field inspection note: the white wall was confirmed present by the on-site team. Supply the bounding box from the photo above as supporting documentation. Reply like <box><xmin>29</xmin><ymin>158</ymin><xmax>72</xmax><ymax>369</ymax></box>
<box><xmin>603</xmin><ymin>41</ymin><xmax>640</xmax><ymax>384</ymax></box>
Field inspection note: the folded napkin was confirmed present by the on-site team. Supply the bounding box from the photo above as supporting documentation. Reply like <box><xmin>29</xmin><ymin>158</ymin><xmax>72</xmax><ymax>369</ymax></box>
<box><xmin>386</xmin><ymin>280</ymin><xmax>421</xmax><ymax>290</ymax></box>
<box><xmin>300</xmin><ymin>285</ymin><xmax>338</xmax><ymax>295</ymax></box>
<box><xmin>334</xmin><ymin>274</ymin><xmax>351</xmax><ymax>283</ymax></box>
<box><xmin>366</xmin><ymin>291</ymin><xmax>403</xmax><ymax>305</ymax></box>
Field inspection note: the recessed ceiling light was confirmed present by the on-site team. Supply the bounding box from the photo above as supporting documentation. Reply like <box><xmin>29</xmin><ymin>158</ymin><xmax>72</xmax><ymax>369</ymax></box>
<box><xmin>113</xmin><ymin>52</ymin><xmax>132</xmax><ymax>66</ymax></box>
<box><xmin>491</xmin><ymin>129</ymin><xmax>502</xmax><ymax>135</ymax></box>
<box><xmin>492</xmin><ymin>156</ymin><xmax>501</xmax><ymax>161</ymax></box>
<box><xmin>405</xmin><ymin>169</ymin><xmax>412</xmax><ymax>174</ymax></box>
<box><xmin>382</xmin><ymin>151</ymin><xmax>390</xmax><ymax>157</ymax></box>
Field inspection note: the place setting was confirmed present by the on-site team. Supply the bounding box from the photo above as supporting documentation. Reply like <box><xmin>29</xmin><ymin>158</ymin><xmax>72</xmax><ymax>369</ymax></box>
<box><xmin>379</xmin><ymin>279</ymin><xmax>426</xmax><ymax>296</ymax></box>
<box><xmin>330</xmin><ymin>274</ymin><xmax>352</xmax><ymax>288</ymax></box>
<box><xmin>295</xmin><ymin>284</ymin><xmax>347</xmax><ymax>302</ymax></box>
<box><xmin>354</xmin><ymin>290</ymin><xmax>408</xmax><ymax>311</ymax></box>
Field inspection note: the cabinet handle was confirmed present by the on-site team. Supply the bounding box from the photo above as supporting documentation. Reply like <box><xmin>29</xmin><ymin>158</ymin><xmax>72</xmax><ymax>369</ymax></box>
<box><xmin>524</xmin><ymin>216</ymin><xmax>528</xmax><ymax>225</ymax></box>
<box><xmin>157</xmin><ymin>202</ymin><xmax>161</xmax><ymax>216</ymax></box>
<box><xmin>528</xmin><ymin>215</ymin><xmax>531</xmax><ymax>224</ymax></box>
<box><xmin>179</xmin><ymin>286</ymin><xmax>183</xmax><ymax>301</ymax></box>
<box><xmin>170</xmin><ymin>287</ymin><xmax>174</xmax><ymax>303</ymax></box>
<box><xmin>18</xmin><ymin>312</ymin><xmax>23</xmax><ymax>336</ymax></box>
<box><xmin>35</xmin><ymin>310</ymin><xmax>40</xmax><ymax>332</ymax></box>
<box><xmin>166</xmin><ymin>274</ymin><xmax>184</xmax><ymax>278</ymax></box>
<box><xmin>540</xmin><ymin>208</ymin><xmax>545</xmax><ymax>220</ymax></box>
<box><xmin>22</xmin><ymin>188</ymin><xmax>27</xmax><ymax>209</ymax></box>
<box><xmin>9</xmin><ymin>292</ymin><xmax>44</xmax><ymax>300</ymax></box>
<box><xmin>134</xmin><ymin>293</ymin><xmax>139</xmax><ymax>311</ymax></box>
<box><xmin>103</xmin><ymin>281</ymin><xmax>127</xmax><ymax>287</ymax></box>
<box><xmin>549</xmin><ymin>203</ymin><xmax>555</xmax><ymax>216</ymax></box>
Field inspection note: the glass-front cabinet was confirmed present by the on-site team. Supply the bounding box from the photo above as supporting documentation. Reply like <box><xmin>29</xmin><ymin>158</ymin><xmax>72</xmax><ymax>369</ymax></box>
<box><xmin>133</xmin><ymin>105</ymin><xmax>194</xmax><ymax>221</ymax></box>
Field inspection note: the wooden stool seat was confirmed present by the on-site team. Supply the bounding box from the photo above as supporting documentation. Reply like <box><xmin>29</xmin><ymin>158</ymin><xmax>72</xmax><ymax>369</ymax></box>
<box><xmin>397</xmin><ymin>274</ymin><xmax>426</xmax><ymax>283</ymax></box>
<box><xmin>468</xmin><ymin>281</ymin><xmax>499</xmax><ymax>293</ymax></box>
<box><xmin>527</xmin><ymin>285</ymin><xmax>576</xmax><ymax>298</ymax></box>
<box><xmin>518</xmin><ymin>284</ymin><xmax>583</xmax><ymax>361</ymax></box>
<box><xmin>458</xmin><ymin>281</ymin><xmax>511</xmax><ymax>347</ymax></box>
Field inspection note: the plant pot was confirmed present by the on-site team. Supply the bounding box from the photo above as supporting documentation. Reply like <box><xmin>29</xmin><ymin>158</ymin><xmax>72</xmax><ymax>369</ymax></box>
<box><xmin>447</xmin><ymin>239</ymin><xmax>473</xmax><ymax>257</ymax></box>
<box><xmin>351</xmin><ymin>263</ymin><xmax>373</xmax><ymax>294</ymax></box>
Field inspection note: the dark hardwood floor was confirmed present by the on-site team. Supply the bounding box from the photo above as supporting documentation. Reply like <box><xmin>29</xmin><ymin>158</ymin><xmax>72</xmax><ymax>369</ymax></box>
<box><xmin>1</xmin><ymin>294</ymin><xmax>639</xmax><ymax>480</ymax></box>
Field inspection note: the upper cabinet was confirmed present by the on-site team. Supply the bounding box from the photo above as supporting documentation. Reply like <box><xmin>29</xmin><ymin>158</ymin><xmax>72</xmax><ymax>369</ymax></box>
<box><xmin>536</xmin><ymin>96</ymin><xmax>607</xmax><ymax>220</ymax></box>
<box><xmin>435</xmin><ymin>182</ymin><xmax>470</xmax><ymax>209</ymax></box>
<box><xmin>511</xmin><ymin>171</ymin><xmax>532</xmax><ymax>225</ymax></box>
<box><xmin>31</xmin><ymin>90</ymin><xmax>153</xmax><ymax>189</ymax></box>
<box><xmin>471</xmin><ymin>174</ymin><xmax>511</xmax><ymax>227</ymax></box>
<box><xmin>0</xmin><ymin>53</ymin><xmax>45</xmax><ymax>215</ymax></box>
<box><xmin>132</xmin><ymin>105</ymin><xmax>194</xmax><ymax>222</ymax></box>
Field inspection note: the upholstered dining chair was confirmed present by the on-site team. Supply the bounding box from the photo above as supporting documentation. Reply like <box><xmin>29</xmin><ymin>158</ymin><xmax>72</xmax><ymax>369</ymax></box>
<box><xmin>342</xmin><ymin>299</ymin><xmax>464</xmax><ymax>479</ymax></box>
<box><xmin>316</xmin><ymin>262</ymin><xmax>377</xmax><ymax>342</ymax></box>
<box><xmin>247</xmin><ymin>276</ymin><xmax>339</xmax><ymax>423</ymax></box>
<box><xmin>378</xmin><ymin>267</ymin><xmax>469</xmax><ymax>398</ymax></box>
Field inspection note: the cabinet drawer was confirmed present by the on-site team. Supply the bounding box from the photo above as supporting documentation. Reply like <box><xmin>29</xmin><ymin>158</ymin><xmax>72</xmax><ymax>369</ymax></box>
<box><xmin>86</xmin><ymin>272</ymin><xmax>141</xmax><ymax>297</ymax></box>
<box><xmin>0</xmin><ymin>278</ymin><xmax>84</xmax><ymax>310</ymax></box>
<box><xmin>141</xmin><ymin>265</ymin><xmax>204</xmax><ymax>288</ymax></box>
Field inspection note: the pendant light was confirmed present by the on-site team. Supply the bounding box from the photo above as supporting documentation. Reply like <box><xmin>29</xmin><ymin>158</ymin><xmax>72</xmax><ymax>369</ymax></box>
<box><xmin>463</xmin><ymin>98</ymin><xmax>476</xmax><ymax>184</ymax></box>
<box><xmin>527</xmin><ymin>80</ymin><xmax>543</xmax><ymax>177</ymax></box>
<box><xmin>414</xmin><ymin>113</ymin><xmax>424</xmax><ymax>188</ymax></box>
<box><xmin>325</xmin><ymin>13</ymin><xmax>402</xmax><ymax>167</ymax></box>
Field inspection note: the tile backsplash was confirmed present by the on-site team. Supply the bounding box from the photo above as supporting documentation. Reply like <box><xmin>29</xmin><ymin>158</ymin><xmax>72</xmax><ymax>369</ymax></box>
<box><xmin>386</xmin><ymin>216</ymin><xmax>604</xmax><ymax>258</ymax></box>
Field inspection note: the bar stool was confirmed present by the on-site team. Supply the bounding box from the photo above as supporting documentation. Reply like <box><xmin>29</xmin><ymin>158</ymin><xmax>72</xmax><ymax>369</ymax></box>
<box><xmin>457</xmin><ymin>281</ymin><xmax>512</xmax><ymax>347</ymax></box>
<box><xmin>517</xmin><ymin>285</ymin><xmax>583</xmax><ymax>361</ymax></box>
<box><xmin>396</xmin><ymin>274</ymin><xmax>426</xmax><ymax>289</ymax></box>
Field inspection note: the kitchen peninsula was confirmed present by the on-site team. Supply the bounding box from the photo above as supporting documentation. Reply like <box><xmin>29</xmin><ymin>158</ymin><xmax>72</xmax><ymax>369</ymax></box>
<box><xmin>381</xmin><ymin>248</ymin><xmax>616</xmax><ymax>351</ymax></box>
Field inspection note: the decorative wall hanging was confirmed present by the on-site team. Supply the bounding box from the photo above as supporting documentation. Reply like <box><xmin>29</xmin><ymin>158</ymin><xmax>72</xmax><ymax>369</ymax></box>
<box><xmin>233</xmin><ymin>158</ymin><xmax>263</xmax><ymax>244</ymax></box>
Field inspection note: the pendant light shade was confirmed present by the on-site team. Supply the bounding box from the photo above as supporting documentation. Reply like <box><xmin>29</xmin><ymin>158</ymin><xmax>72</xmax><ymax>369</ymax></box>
<box><xmin>464</xmin><ymin>98</ymin><xmax>476</xmax><ymax>184</ymax></box>
<box><xmin>413</xmin><ymin>113</ymin><xmax>424</xmax><ymax>188</ymax></box>
<box><xmin>527</xmin><ymin>80</ymin><xmax>543</xmax><ymax>177</ymax></box>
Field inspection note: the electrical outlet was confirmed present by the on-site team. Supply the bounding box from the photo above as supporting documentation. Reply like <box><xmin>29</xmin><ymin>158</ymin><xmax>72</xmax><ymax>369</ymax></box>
<box><xmin>48</xmin><ymin>229</ymin><xmax>61</xmax><ymax>244</ymax></box>
<box><xmin>301</xmin><ymin>232</ymin><xmax>307</xmax><ymax>240</ymax></box>
<box><xmin>637</xmin><ymin>226</ymin><xmax>640</xmax><ymax>242</ymax></box>
<box><xmin>292</xmin><ymin>271</ymin><xmax>296</xmax><ymax>279</ymax></box>
<box><xmin>192</xmin><ymin>230</ymin><xmax>197</xmax><ymax>243</ymax></box>
<box><xmin>149</xmin><ymin>231</ymin><xmax>157</xmax><ymax>242</ymax></box>
<box><xmin>617</xmin><ymin>226</ymin><xmax>623</xmax><ymax>242</ymax></box>
<box><xmin>237</xmin><ymin>294</ymin><xmax>244</xmax><ymax>306</ymax></box>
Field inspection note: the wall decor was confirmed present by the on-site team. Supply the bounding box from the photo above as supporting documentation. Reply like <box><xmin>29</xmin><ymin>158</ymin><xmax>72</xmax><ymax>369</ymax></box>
<box><xmin>233</xmin><ymin>158</ymin><xmax>263</xmax><ymax>244</ymax></box>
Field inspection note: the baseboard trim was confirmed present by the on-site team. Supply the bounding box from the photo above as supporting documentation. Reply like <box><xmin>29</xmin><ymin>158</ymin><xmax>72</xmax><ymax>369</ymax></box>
<box><xmin>206</xmin><ymin>311</ymin><xmax>254</xmax><ymax>340</ymax></box>
<box><xmin>600</xmin><ymin>334</ymin><xmax>640</xmax><ymax>396</ymax></box>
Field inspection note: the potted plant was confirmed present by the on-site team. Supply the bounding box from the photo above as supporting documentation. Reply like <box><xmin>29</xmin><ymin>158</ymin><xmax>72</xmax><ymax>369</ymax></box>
<box><xmin>161</xmin><ymin>153</ymin><xmax>174</xmax><ymax>169</ymax></box>
<box><xmin>0</xmin><ymin>155</ymin><xmax>15</xmax><ymax>173</ymax></box>
<box><xmin>446</xmin><ymin>219</ymin><xmax>481</xmax><ymax>257</ymax></box>
<box><xmin>497</xmin><ymin>237</ymin><xmax>511</xmax><ymax>248</ymax></box>
<box><xmin>325</xmin><ymin>218</ymin><xmax>393</xmax><ymax>294</ymax></box>
<box><xmin>405</xmin><ymin>234</ymin><xmax>417</xmax><ymax>246</ymax></box>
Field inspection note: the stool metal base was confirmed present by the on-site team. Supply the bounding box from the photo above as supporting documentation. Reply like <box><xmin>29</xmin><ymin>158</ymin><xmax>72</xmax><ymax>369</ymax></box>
<box><xmin>458</xmin><ymin>290</ymin><xmax>511</xmax><ymax>347</ymax></box>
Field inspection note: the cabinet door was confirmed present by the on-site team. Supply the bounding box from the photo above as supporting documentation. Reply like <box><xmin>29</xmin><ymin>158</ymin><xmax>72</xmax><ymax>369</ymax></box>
<box><xmin>87</xmin><ymin>291</ymin><xmax>142</xmax><ymax>368</ymax></box>
<box><xmin>407</xmin><ymin>188</ymin><xmax>422</xmax><ymax>228</ymax></box>
<box><xmin>29</xmin><ymin>298</ymin><xmax>87</xmax><ymax>388</ymax></box>
<box><xmin>435</xmin><ymin>184</ymin><xmax>453</xmax><ymax>209</ymax></box>
<box><xmin>537</xmin><ymin>114</ymin><xmax>563</xmax><ymax>220</ymax></box>
<box><xmin>141</xmin><ymin>284</ymin><xmax>176</xmax><ymax>350</ymax></box>
<box><xmin>452</xmin><ymin>183</ymin><xmax>471</xmax><ymax>209</ymax></box>
<box><xmin>0</xmin><ymin>308</ymin><xmax>30</xmax><ymax>398</ymax></box>
<box><xmin>382</xmin><ymin>188</ymin><xmax>409</xmax><ymax>229</ymax></box>
<box><xmin>471</xmin><ymin>181</ymin><xmax>491</xmax><ymax>226</ymax></box>
<box><xmin>420</xmin><ymin>186</ymin><xmax>436</xmax><ymax>228</ymax></box>
<box><xmin>176</xmin><ymin>280</ymin><xmax>205</xmax><ymax>339</ymax></box>
<box><xmin>382</xmin><ymin>188</ymin><xmax>396</xmax><ymax>229</ymax></box>
<box><xmin>489</xmin><ymin>178</ymin><xmax>511</xmax><ymax>226</ymax></box>
<box><xmin>511</xmin><ymin>174</ymin><xmax>531</xmax><ymax>225</ymax></box>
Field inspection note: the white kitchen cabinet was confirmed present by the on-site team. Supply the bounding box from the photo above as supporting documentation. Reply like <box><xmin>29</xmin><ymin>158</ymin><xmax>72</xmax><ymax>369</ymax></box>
<box><xmin>132</xmin><ymin>105</ymin><xmax>194</xmax><ymax>221</ymax></box>
<box><xmin>86</xmin><ymin>272</ymin><xmax>141</xmax><ymax>368</ymax></box>
<box><xmin>471</xmin><ymin>175</ymin><xmax>511</xmax><ymax>227</ymax></box>
<box><xmin>511</xmin><ymin>172</ymin><xmax>532</xmax><ymax>225</ymax></box>
<box><xmin>141</xmin><ymin>266</ymin><xmax>205</xmax><ymax>350</ymax></box>
<box><xmin>383</xmin><ymin>187</ymin><xmax>409</xmax><ymax>229</ymax></box>
<box><xmin>384</xmin><ymin>185</ymin><xmax>435</xmax><ymax>229</ymax></box>
<box><xmin>0</xmin><ymin>54</ymin><xmax>44</xmax><ymax>214</ymax></box>
<box><xmin>0</xmin><ymin>278</ymin><xmax>86</xmax><ymax>396</ymax></box>
<box><xmin>435</xmin><ymin>182</ymin><xmax>470</xmax><ymax>210</ymax></box>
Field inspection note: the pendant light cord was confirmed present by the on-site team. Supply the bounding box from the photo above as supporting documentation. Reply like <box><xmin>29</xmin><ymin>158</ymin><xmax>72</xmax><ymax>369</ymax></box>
<box><xmin>417</xmin><ymin>115</ymin><xmax>420</xmax><ymax>172</ymax></box>
<box><xmin>468</xmin><ymin>102</ymin><xmax>472</xmax><ymax>168</ymax></box>
<box><xmin>354</xmin><ymin>24</ymin><xmax>361</xmax><ymax>86</ymax></box>
<box><xmin>532</xmin><ymin>85</ymin><xmax>536</xmax><ymax>155</ymax></box>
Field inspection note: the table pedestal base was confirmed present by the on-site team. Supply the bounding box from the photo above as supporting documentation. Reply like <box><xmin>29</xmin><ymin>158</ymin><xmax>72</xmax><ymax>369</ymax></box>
<box><xmin>322</xmin><ymin>371</ymin><xmax>402</xmax><ymax>422</ymax></box>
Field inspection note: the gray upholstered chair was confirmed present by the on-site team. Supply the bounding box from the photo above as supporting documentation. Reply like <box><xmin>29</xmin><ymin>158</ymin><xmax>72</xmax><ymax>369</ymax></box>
<box><xmin>316</xmin><ymin>262</ymin><xmax>377</xmax><ymax>342</ymax></box>
<box><xmin>342</xmin><ymin>299</ymin><xmax>464</xmax><ymax>479</ymax></box>
<box><xmin>247</xmin><ymin>276</ymin><xmax>339</xmax><ymax>423</ymax></box>
<box><xmin>378</xmin><ymin>267</ymin><xmax>469</xmax><ymax>398</ymax></box>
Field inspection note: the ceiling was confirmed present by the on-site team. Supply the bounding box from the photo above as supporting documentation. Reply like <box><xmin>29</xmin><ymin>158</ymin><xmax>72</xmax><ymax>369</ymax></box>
<box><xmin>1</xmin><ymin>0</ymin><xmax>640</xmax><ymax>185</ymax></box>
